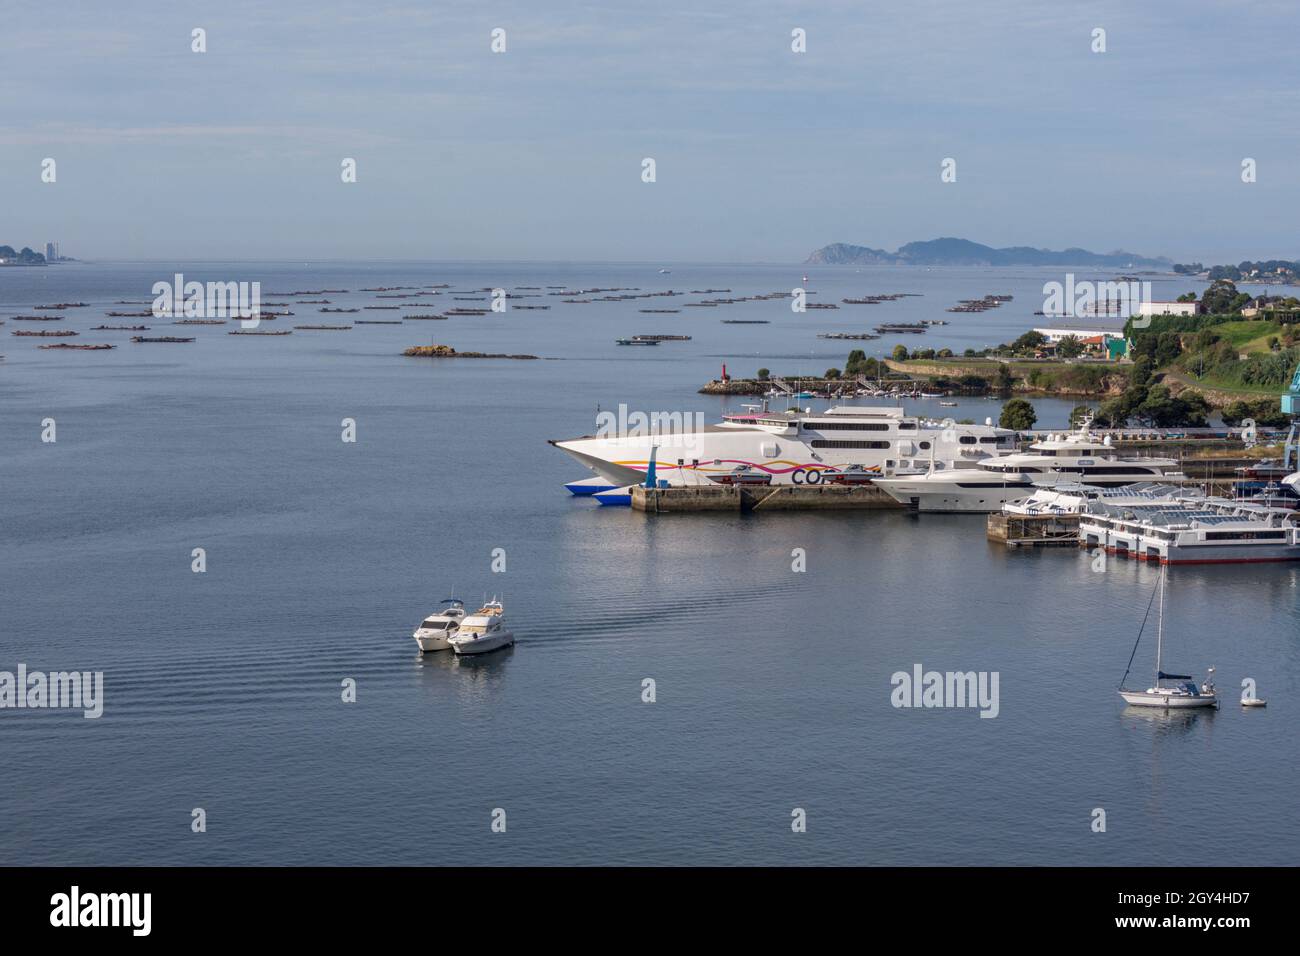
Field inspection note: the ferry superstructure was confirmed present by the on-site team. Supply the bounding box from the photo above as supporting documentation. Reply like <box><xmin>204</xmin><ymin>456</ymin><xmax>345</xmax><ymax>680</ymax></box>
<box><xmin>550</xmin><ymin>405</ymin><xmax>1018</xmax><ymax>487</ymax></box>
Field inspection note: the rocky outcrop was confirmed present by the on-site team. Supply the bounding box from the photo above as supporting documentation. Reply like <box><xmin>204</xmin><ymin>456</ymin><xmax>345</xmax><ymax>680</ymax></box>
<box><xmin>403</xmin><ymin>345</ymin><xmax>538</xmax><ymax>359</ymax></box>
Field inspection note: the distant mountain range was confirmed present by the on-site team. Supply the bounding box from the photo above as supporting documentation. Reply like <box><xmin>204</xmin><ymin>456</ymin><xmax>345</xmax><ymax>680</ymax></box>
<box><xmin>806</xmin><ymin>238</ymin><xmax>1171</xmax><ymax>269</ymax></box>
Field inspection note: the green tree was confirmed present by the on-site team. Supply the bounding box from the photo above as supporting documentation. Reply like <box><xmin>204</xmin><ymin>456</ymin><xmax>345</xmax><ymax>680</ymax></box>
<box><xmin>1057</xmin><ymin>335</ymin><xmax>1084</xmax><ymax>359</ymax></box>
<box><xmin>892</xmin><ymin>344</ymin><xmax>910</xmax><ymax>362</ymax></box>
<box><xmin>999</xmin><ymin>398</ymin><xmax>1037</xmax><ymax>430</ymax></box>
<box><xmin>756</xmin><ymin>368</ymin><xmax>770</xmax><ymax>381</ymax></box>
<box><xmin>1135</xmin><ymin>385</ymin><xmax>1209</xmax><ymax>427</ymax></box>
<box><xmin>1011</xmin><ymin>330</ymin><xmax>1047</xmax><ymax>354</ymax></box>
<box><xmin>1199</xmin><ymin>279</ymin><xmax>1250</xmax><ymax>315</ymax></box>
<box><xmin>1221</xmin><ymin>399</ymin><xmax>1290</xmax><ymax>428</ymax></box>
<box><xmin>824</xmin><ymin>368</ymin><xmax>841</xmax><ymax>379</ymax></box>
<box><xmin>1068</xmin><ymin>404</ymin><xmax>1094</xmax><ymax>427</ymax></box>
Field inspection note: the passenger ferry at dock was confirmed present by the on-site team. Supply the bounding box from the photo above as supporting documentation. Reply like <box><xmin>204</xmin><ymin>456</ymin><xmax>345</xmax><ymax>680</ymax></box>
<box><xmin>1079</xmin><ymin>499</ymin><xmax>1300</xmax><ymax>565</ymax></box>
<box><xmin>550</xmin><ymin>405</ymin><xmax>1018</xmax><ymax>487</ymax></box>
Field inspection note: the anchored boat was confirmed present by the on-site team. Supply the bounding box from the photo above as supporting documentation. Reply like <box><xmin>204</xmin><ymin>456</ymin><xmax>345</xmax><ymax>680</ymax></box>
<box><xmin>412</xmin><ymin>599</ymin><xmax>466</xmax><ymax>653</ymax></box>
<box><xmin>1117</xmin><ymin>569</ymin><xmax>1218</xmax><ymax>709</ymax></box>
<box><xmin>447</xmin><ymin>600</ymin><xmax>515</xmax><ymax>656</ymax></box>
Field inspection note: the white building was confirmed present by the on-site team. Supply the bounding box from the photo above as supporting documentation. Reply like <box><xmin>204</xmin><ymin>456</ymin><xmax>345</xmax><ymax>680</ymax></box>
<box><xmin>1032</xmin><ymin>327</ymin><xmax>1120</xmax><ymax>344</ymax></box>
<box><xmin>1136</xmin><ymin>300</ymin><xmax>1201</xmax><ymax>318</ymax></box>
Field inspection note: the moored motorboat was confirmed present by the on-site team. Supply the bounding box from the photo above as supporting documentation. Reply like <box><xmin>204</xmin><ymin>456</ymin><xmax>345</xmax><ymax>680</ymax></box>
<box><xmin>823</xmin><ymin>463</ymin><xmax>875</xmax><ymax>485</ymax></box>
<box><xmin>707</xmin><ymin>465</ymin><xmax>773</xmax><ymax>486</ymax></box>
<box><xmin>448</xmin><ymin>600</ymin><xmax>515</xmax><ymax>655</ymax></box>
<box><xmin>413</xmin><ymin>599</ymin><xmax>466</xmax><ymax>652</ymax></box>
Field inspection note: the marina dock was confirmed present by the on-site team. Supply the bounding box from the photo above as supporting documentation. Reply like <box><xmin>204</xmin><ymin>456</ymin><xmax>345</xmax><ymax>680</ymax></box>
<box><xmin>986</xmin><ymin>512</ymin><xmax>1081</xmax><ymax>548</ymax></box>
<box><xmin>631</xmin><ymin>483</ymin><xmax>903</xmax><ymax>513</ymax></box>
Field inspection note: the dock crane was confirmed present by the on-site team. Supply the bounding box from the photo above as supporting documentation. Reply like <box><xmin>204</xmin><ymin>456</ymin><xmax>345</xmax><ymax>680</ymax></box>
<box><xmin>1282</xmin><ymin>356</ymin><xmax>1300</xmax><ymax>471</ymax></box>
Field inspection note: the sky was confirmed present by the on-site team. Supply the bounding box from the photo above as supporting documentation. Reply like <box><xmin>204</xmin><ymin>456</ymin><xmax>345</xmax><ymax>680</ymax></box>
<box><xmin>3</xmin><ymin>0</ymin><xmax>1298</xmax><ymax>263</ymax></box>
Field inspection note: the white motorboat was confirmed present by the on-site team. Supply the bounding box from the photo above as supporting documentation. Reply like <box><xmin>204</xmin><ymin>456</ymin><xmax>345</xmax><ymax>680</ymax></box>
<box><xmin>412</xmin><ymin>599</ymin><xmax>465</xmax><ymax>652</ymax></box>
<box><xmin>448</xmin><ymin>600</ymin><xmax>515</xmax><ymax>656</ymax></box>
<box><xmin>1117</xmin><ymin>569</ymin><xmax>1218</xmax><ymax>709</ymax></box>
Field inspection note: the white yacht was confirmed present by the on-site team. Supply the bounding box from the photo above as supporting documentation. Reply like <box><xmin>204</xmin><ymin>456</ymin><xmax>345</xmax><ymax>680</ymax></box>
<box><xmin>447</xmin><ymin>600</ymin><xmax>515</xmax><ymax>656</ymax></box>
<box><xmin>412</xmin><ymin>599</ymin><xmax>465</xmax><ymax>652</ymax></box>
<box><xmin>1118</xmin><ymin>569</ymin><xmax>1218</xmax><ymax>709</ymax></box>
<box><xmin>550</xmin><ymin>405</ymin><xmax>1018</xmax><ymax>489</ymax></box>
<box><xmin>873</xmin><ymin>419</ymin><xmax>1186</xmax><ymax>512</ymax></box>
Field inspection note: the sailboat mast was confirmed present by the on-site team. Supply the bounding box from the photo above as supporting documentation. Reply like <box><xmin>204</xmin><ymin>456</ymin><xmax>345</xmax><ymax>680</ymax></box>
<box><xmin>1154</xmin><ymin>569</ymin><xmax>1165</xmax><ymax>683</ymax></box>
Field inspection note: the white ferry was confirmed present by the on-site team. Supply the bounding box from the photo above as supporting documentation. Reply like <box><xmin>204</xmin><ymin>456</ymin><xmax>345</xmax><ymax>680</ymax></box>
<box><xmin>550</xmin><ymin>405</ymin><xmax>1017</xmax><ymax>488</ymax></box>
<box><xmin>1080</xmin><ymin>500</ymin><xmax>1300</xmax><ymax>565</ymax></box>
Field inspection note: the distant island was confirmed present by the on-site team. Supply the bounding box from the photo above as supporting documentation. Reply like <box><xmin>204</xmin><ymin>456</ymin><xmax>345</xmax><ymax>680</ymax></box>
<box><xmin>1174</xmin><ymin>259</ymin><xmax>1300</xmax><ymax>284</ymax></box>
<box><xmin>806</xmin><ymin>237</ymin><xmax>1170</xmax><ymax>269</ymax></box>
<box><xmin>0</xmin><ymin>245</ymin><xmax>47</xmax><ymax>266</ymax></box>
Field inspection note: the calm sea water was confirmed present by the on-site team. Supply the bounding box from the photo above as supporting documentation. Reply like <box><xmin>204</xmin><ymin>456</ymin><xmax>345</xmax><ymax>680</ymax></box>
<box><xmin>1</xmin><ymin>261</ymin><xmax>1296</xmax><ymax>865</ymax></box>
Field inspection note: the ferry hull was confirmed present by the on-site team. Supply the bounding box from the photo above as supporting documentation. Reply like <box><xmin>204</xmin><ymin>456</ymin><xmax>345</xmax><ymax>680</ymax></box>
<box><xmin>872</xmin><ymin>480</ymin><xmax>1033</xmax><ymax>513</ymax></box>
<box><xmin>565</xmin><ymin>476</ymin><xmax>617</xmax><ymax>496</ymax></box>
<box><xmin>1088</xmin><ymin>542</ymin><xmax>1300</xmax><ymax>565</ymax></box>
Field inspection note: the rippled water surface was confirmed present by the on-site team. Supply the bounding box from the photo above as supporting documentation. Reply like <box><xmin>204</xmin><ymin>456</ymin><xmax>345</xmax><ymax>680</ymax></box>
<box><xmin>2</xmin><ymin>262</ymin><xmax>1297</xmax><ymax>865</ymax></box>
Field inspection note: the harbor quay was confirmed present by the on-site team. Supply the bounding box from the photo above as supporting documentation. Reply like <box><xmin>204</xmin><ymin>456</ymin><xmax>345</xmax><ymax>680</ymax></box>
<box><xmin>631</xmin><ymin>483</ymin><xmax>902</xmax><ymax>513</ymax></box>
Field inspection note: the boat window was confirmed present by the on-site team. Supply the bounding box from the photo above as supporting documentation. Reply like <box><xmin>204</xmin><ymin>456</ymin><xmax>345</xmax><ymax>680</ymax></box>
<box><xmin>979</xmin><ymin>437</ymin><xmax>1001</xmax><ymax>444</ymax></box>
<box><xmin>805</xmin><ymin>421</ymin><xmax>889</xmax><ymax>431</ymax></box>
<box><xmin>1205</xmin><ymin>530</ymin><xmax>1286</xmax><ymax>540</ymax></box>
<box><xmin>897</xmin><ymin>422</ymin><xmax>917</xmax><ymax>430</ymax></box>
<box><xmin>959</xmin><ymin>436</ymin><xmax>976</xmax><ymax>445</ymax></box>
<box><xmin>809</xmin><ymin>439</ymin><xmax>891</xmax><ymax>449</ymax></box>
<box><xmin>919</xmin><ymin>441</ymin><xmax>931</xmax><ymax>449</ymax></box>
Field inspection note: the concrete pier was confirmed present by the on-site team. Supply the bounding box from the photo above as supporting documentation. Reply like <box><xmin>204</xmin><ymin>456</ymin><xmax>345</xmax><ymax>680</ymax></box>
<box><xmin>631</xmin><ymin>484</ymin><xmax>903</xmax><ymax>513</ymax></box>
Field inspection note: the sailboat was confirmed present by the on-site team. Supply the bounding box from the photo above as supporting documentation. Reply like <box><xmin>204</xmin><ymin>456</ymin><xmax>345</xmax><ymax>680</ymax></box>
<box><xmin>1117</xmin><ymin>568</ymin><xmax>1218</xmax><ymax>709</ymax></box>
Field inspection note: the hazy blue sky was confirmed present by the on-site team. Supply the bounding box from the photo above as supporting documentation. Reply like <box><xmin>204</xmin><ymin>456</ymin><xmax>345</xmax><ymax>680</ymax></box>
<box><xmin>3</xmin><ymin>1</ymin><xmax>1297</xmax><ymax>263</ymax></box>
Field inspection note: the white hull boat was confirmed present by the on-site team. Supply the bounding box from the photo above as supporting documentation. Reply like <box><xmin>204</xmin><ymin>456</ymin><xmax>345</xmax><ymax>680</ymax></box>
<box><xmin>413</xmin><ymin>599</ymin><xmax>465</xmax><ymax>653</ymax></box>
<box><xmin>448</xmin><ymin>600</ymin><xmax>515</xmax><ymax>656</ymax></box>
<box><xmin>1118</xmin><ymin>688</ymin><xmax>1218</xmax><ymax>709</ymax></box>
<box><xmin>1117</xmin><ymin>568</ymin><xmax>1217</xmax><ymax>710</ymax></box>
